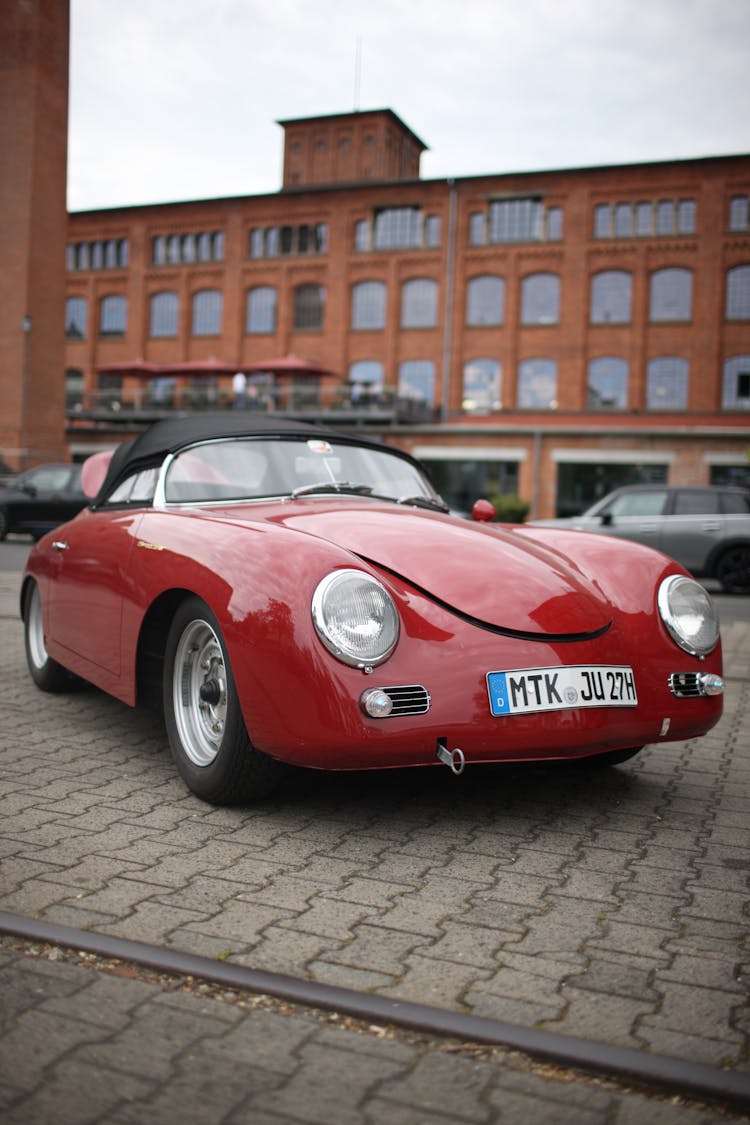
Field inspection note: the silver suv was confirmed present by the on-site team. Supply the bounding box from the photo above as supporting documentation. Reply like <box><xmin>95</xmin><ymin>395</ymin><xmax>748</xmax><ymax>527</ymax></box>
<box><xmin>533</xmin><ymin>485</ymin><xmax>750</xmax><ymax>594</ymax></box>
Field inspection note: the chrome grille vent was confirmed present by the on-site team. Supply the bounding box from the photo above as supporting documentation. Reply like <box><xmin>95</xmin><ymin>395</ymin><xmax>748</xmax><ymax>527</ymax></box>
<box><xmin>380</xmin><ymin>684</ymin><xmax>431</xmax><ymax>716</ymax></box>
<box><xmin>669</xmin><ymin>672</ymin><xmax>703</xmax><ymax>698</ymax></box>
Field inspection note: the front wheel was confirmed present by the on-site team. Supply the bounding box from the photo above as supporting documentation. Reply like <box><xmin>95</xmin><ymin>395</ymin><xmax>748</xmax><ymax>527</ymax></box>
<box><xmin>715</xmin><ymin>545</ymin><xmax>750</xmax><ymax>595</ymax></box>
<box><xmin>163</xmin><ymin>597</ymin><xmax>284</xmax><ymax>805</ymax></box>
<box><xmin>23</xmin><ymin>580</ymin><xmax>76</xmax><ymax>692</ymax></box>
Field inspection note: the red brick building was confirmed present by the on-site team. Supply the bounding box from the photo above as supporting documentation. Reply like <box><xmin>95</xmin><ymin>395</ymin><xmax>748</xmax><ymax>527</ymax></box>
<box><xmin>64</xmin><ymin>109</ymin><xmax>750</xmax><ymax>516</ymax></box>
<box><xmin>0</xmin><ymin>0</ymin><xmax>68</xmax><ymax>469</ymax></box>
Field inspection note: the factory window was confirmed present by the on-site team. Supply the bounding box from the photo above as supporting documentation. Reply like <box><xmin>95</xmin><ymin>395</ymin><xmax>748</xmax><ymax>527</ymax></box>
<box><xmin>649</xmin><ymin>268</ymin><xmax>692</xmax><ymax>322</ymax></box>
<box><xmin>352</xmin><ymin>281</ymin><xmax>386</xmax><ymax>330</ymax></box>
<box><xmin>466</xmin><ymin>275</ymin><xmax>505</xmax><ymax>326</ymax></box>
<box><xmin>246</xmin><ymin>287</ymin><xmax>277</xmax><ymax>334</ymax></box>
<box><xmin>590</xmin><ymin>271</ymin><xmax>632</xmax><ymax>324</ymax></box>
<box><xmin>520</xmin><ymin>273</ymin><xmax>560</xmax><ymax>325</ymax></box>
<box><xmin>99</xmin><ymin>295</ymin><xmax>127</xmax><ymax>337</ymax></box>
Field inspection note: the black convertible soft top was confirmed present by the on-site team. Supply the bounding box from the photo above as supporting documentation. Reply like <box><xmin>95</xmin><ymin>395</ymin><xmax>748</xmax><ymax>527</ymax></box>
<box><xmin>92</xmin><ymin>413</ymin><xmax>413</xmax><ymax>506</ymax></box>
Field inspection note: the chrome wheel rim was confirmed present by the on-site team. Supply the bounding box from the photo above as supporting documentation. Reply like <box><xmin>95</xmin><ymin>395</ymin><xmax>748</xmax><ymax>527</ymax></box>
<box><xmin>27</xmin><ymin>585</ymin><xmax>48</xmax><ymax>670</ymax></box>
<box><xmin>172</xmin><ymin>618</ymin><xmax>228</xmax><ymax>767</ymax></box>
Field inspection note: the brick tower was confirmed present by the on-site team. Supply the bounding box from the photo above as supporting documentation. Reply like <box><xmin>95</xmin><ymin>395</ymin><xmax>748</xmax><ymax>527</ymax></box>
<box><xmin>0</xmin><ymin>0</ymin><xmax>69</xmax><ymax>469</ymax></box>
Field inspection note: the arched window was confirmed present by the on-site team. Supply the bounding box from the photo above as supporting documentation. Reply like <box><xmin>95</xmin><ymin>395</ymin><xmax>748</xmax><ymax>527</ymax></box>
<box><xmin>463</xmin><ymin>359</ymin><xmax>502</xmax><ymax>413</ymax></box>
<box><xmin>398</xmin><ymin>360</ymin><xmax>435</xmax><ymax>404</ymax></box>
<box><xmin>351</xmin><ymin>281</ymin><xmax>386</xmax><ymax>330</ymax></box>
<box><xmin>99</xmin><ymin>295</ymin><xmax>127</xmax><ymax>337</ymax></box>
<box><xmin>401</xmin><ymin>278</ymin><xmax>438</xmax><ymax>328</ymax></box>
<box><xmin>520</xmin><ymin>273</ymin><xmax>560</xmax><ymax>325</ymax></box>
<box><xmin>590</xmin><ymin>271</ymin><xmax>632</xmax><ymax>324</ymax></box>
<box><xmin>587</xmin><ymin>357</ymin><xmax>628</xmax><ymax>409</ymax></box>
<box><xmin>293</xmin><ymin>283</ymin><xmax>325</xmax><ymax>330</ymax></box>
<box><xmin>246</xmin><ymin>287</ymin><xmax>277</xmax><ymax>334</ymax></box>
<box><xmin>65</xmin><ymin>297</ymin><xmax>87</xmax><ymax>339</ymax></box>
<box><xmin>466</xmin><ymin>276</ymin><xmax>505</xmax><ymax>326</ymax></box>
<box><xmin>349</xmin><ymin>361</ymin><xmax>384</xmax><ymax>387</ymax></box>
<box><xmin>191</xmin><ymin>289</ymin><xmax>223</xmax><ymax>336</ymax></box>
<box><xmin>647</xmin><ymin>357</ymin><xmax>689</xmax><ymax>410</ymax></box>
<box><xmin>722</xmin><ymin>356</ymin><xmax>750</xmax><ymax>409</ymax></box>
<box><xmin>149</xmin><ymin>291</ymin><xmax>179</xmax><ymax>338</ymax></box>
<box><xmin>649</xmin><ymin>268</ymin><xmax>692</xmax><ymax>321</ymax></box>
<box><xmin>726</xmin><ymin>265</ymin><xmax>750</xmax><ymax>320</ymax></box>
<box><xmin>517</xmin><ymin>358</ymin><xmax>557</xmax><ymax>408</ymax></box>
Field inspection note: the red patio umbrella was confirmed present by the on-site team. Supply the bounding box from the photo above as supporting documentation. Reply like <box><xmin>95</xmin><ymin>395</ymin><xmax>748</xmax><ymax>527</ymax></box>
<box><xmin>243</xmin><ymin>354</ymin><xmax>337</xmax><ymax>378</ymax></box>
<box><xmin>96</xmin><ymin>359</ymin><xmax>161</xmax><ymax>376</ymax></box>
<box><xmin>157</xmin><ymin>358</ymin><xmax>249</xmax><ymax>377</ymax></box>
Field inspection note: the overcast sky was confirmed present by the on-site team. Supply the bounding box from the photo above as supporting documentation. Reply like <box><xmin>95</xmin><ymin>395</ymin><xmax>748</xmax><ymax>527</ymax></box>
<box><xmin>68</xmin><ymin>0</ymin><xmax>750</xmax><ymax>212</ymax></box>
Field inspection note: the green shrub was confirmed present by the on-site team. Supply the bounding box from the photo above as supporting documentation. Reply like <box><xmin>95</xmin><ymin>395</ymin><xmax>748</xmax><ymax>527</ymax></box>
<box><xmin>487</xmin><ymin>493</ymin><xmax>530</xmax><ymax>523</ymax></box>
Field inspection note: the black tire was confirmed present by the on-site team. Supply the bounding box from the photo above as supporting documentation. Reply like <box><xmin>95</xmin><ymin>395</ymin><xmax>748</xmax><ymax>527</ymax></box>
<box><xmin>578</xmin><ymin>746</ymin><xmax>644</xmax><ymax>768</ymax></box>
<box><xmin>715</xmin><ymin>545</ymin><xmax>750</xmax><ymax>595</ymax></box>
<box><xmin>163</xmin><ymin>596</ymin><xmax>284</xmax><ymax>805</ymax></box>
<box><xmin>0</xmin><ymin>508</ymin><xmax>8</xmax><ymax>541</ymax></box>
<box><xmin>23</xmin><ymin>580</ymin><xmax>76</xmax><ymax>692</ymax></box>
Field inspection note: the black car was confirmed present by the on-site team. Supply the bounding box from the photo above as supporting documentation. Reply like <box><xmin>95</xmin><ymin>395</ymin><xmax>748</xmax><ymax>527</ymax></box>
<box><xmin>0</xmin><ymin>463</ymin><xmax>86</xmax><ymax>540</ymax></box>
<box><xmin>532</xmin><ymin>484</ymin><xmax>750</xmax><ymax>594</ymax></box>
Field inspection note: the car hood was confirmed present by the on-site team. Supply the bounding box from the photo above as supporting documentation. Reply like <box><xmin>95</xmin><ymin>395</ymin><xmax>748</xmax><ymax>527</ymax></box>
<box><xmin>270</xmin><ymin>504</ymin><xmax>612</xmax><ymax>637</ymax></box>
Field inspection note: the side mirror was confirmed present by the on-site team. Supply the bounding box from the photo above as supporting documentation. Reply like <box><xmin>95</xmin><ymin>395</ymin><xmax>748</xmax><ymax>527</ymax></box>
<box><xmin>471</xmin><ymin>498</ymin><xmax>496</xmax><ymax>523</ymax></box>
<box><xmin>600</xmin><ymin>512</ymin><xmax>613</xmax><ymax>527</ymax></box>
<box><xmin>21</xmin><ymin>482</ymin><xmax>37</xmax><ymax>497</ymax></box>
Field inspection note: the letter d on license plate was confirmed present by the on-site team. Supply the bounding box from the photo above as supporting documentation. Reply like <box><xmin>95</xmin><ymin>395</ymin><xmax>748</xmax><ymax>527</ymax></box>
<box><xmin>486</xmin><ymin>665</ymin><xmax>637</xmax><ymax>716</ymax></box>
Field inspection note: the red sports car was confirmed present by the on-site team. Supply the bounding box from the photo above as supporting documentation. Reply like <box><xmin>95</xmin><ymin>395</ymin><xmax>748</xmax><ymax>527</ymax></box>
<box><xmin>21</xmin><ymin>415</ymin><xmax>724</xmax><ymax>805</ymax></box>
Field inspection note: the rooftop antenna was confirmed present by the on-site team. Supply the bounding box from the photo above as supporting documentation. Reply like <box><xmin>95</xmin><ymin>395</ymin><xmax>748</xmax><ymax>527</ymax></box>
<box><xmin>354</xmin><ymin>36</ymin><xmax>362</xmax><ymax>111</ymax></box>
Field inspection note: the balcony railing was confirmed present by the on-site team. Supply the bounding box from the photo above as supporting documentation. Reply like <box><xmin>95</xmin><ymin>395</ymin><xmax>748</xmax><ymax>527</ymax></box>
<box><xmin>66</xmin><ymin>383</ymin><xmax>436</xmax><ymax>427</ymax></box>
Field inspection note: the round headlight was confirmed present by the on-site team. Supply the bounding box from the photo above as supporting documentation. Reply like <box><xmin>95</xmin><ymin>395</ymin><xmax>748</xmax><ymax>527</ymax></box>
<box><xmin>312</xmin><ymin>570</ymin><xmax>400</xmax><ymax>668</ymax></box>
<box><xmin>657</xmin><ymin>575</ymin><xmax>720</xmax><ymax>657</ymax></box>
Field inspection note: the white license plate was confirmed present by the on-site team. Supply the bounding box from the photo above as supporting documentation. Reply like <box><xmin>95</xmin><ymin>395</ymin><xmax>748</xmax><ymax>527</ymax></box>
<box><xmin>486</xmin><ymin>665</ymin><xmax>637</xmax><ymax>716</ymax></box>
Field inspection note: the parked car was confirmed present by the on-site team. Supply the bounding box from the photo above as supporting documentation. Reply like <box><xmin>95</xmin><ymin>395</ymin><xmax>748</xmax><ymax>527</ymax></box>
<box><xmin>532</xmin><ymin>485</ymin><xmax>750</xmax><ymax>595</ymax></box>
<box><xmin>21</xmin><ymin>416</ymin><xmax>724</xmax><ymax>805</ymax></box>
<box><xmin>0</xmin><ymin>463</ymin><xmax>86</xmax><ymax>541</ymax></box>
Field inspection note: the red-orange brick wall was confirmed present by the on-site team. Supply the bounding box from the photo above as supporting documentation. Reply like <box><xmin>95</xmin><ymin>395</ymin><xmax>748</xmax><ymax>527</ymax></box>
<box><xmin>0</xmin><ymin>0</ymin><xmax>68</xmax><ymax>467</ymax></box>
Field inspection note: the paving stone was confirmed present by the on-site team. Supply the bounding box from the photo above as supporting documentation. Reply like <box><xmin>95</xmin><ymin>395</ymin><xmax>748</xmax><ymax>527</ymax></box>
<box><xmin>414</xmin><ymin>920</ymin><xmax>503</xmax><ymax>971</ymax></box>
<box><xmin>373</xmin><ymin>1051</ymin><xmax>494</xmax><ymax>1122</ymax></box>
<box><xmin>232</xmin><ymin>923</ymin><xmax>333</xmax><ymax>973</ymax></box>
<box><xmin>564</xmin><ymin>956</ymin><xmax>659</xmax><ymax>1002</ymax></box>
<box><xmin>321</xmin><ymin>923</ymin><xmax>420</xmax><ymax>976</ymax></box>
<box><xmin>549</xmin><ymin>987</ymin><xmax>654</xmax><ymax>1048</ymax></box>
<box><xmin>636</xmin><ymin>1024</ymin><xmax>746</xmax><ymax>1068</ymax></box>
<box><xmin>656</xmin><ymin>953</ymin><xmax>746</xmax><ymax>993</ymax></box>
<box><xmin>381</xmin><ymin>953</ymin><xmax>492</xmax><ymax>1008</ymax></box>
<box><xmin>292</xmin><ymin>897</ymin><xmax>373</xmax><ymax>941</ymax></box>
<box><xmin>640</xmin><ymin>979</ymin><xmax>747</xmax><ymax>1041</ymax></box>
<box><xmin>2</xmin><ymin>1059</ymin><xmax>155</xmax><ymax>1125</ymax></box>
<box><xmin>102</xmin><ymin>900</ymin><xmax>214</xmax><ymax>943</ymax></box>
<box><xmin>311</xmin><ymin>956</ymin><xmax>397</xmax><ymax>990</ymax></box>
<box><xmin>374</xmin><ymin>877</ymin><xmax>474</xmax><ymax>937</ymax></box>
<box><xmin>1</xmin><ymin>611</ymin><xmax>749</xmax><ymax>1119</ymax></box>
<box><xmin>249</xmin><ymin>1036</ymin><xmax>409</xmax><ymax>1124</ymax></box>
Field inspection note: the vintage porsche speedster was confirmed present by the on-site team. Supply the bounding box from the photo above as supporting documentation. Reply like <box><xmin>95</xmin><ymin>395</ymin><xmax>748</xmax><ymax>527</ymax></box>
<box><xmin>21</xmin><ymin>416</ymin><xmax>724</xmax><ymax>804</ymax></box>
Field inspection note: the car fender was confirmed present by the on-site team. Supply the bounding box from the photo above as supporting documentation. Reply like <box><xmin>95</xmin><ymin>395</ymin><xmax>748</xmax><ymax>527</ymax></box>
<box><xmin>122</xmin><ymin>509</ymin><xmax>376</xmax><ymax>731</ymax></box>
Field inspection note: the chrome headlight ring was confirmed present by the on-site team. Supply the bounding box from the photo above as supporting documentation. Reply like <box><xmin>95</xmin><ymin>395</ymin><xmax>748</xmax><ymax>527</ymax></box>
<box><xmin>657</xmin><ymin>574</ymin><xmax>720</xmax><ymax>658</ymax></box>
<box><xmin>312</xmin><ymin>569</ymin><xmax>400</xmax><ymax>669</ymax></box>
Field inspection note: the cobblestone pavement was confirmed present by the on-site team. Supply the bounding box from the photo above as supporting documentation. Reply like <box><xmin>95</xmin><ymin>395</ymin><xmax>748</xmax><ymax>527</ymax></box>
<box><xmin>1</xmin><ymin>570</ymin><xmax>748</xmax><ymax>1121</ymax></box>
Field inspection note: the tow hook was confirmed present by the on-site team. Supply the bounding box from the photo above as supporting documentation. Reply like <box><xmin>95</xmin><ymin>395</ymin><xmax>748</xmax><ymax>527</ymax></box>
<box><xmin>436</xmin><ymin>740</ymin><xmax>466</xmax><ymax>776</ymax></box>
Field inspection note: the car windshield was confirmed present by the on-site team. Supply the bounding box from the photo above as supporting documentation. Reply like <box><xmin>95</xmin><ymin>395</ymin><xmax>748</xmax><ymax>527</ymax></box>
<box><xmin>163</xmin><ymin>437</ymin><xmax>444</xmax><ymax>508</ymax></box>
